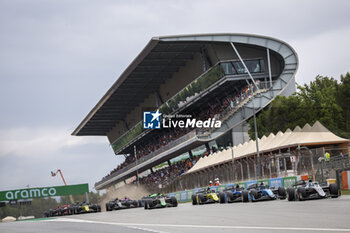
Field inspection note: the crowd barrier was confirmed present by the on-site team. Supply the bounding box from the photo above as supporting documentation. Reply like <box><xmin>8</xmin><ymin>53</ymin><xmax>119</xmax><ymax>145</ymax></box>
<box><xmin>168</xmin><ymin>176</ymin><xmax>299</xmax><ymax>202</ymax></box>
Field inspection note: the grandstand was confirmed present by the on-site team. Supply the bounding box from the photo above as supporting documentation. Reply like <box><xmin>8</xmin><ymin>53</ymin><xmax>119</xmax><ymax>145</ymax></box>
<box><xmin>72</xmin><ymin>33</ymin><xmax>298</xmax><ymax>190</ymax></box>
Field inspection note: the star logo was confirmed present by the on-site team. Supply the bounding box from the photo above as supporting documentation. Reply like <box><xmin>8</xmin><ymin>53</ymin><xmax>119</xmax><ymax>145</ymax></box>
<box><xmin>150</xmin><ymin>110</ymin><xmax>161</xmax><ymax>122</ymax></box>
<box><xmin>143</xmin><ymin>110</ymin><xmax>162</xmax><ymax>129</ymax></box>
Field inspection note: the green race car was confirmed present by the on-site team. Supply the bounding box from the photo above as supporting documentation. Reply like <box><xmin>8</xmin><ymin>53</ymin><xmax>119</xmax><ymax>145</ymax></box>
<box><xmin>142</xmin><ymin>193</ymin><xmax>178</xmax><ymax>209</ymax></box>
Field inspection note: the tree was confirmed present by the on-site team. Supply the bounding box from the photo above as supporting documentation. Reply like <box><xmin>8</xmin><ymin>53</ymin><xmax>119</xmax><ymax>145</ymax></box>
<box><xmin>249</xmin><ymin>74</ymin><xmax>350</xmax><ymax>139</ymax></box>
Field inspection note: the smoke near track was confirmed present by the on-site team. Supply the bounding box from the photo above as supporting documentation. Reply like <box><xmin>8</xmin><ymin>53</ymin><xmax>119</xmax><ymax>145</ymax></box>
<box><xmin>99</xmin><ymin>185</ymin><xmax>149</xmax><ymax>211</ymax></box>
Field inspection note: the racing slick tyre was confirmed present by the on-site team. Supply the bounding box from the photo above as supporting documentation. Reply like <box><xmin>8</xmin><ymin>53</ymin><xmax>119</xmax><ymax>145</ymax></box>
<box><xmin>192</xmin><ymin>195</ymin><xmax>197</xmax><ymax>205</ymax></box>
<box><xmin>297</xmin><ymin>187</ymin><xmax>307</xmax><ymax>201</ymax></box>
<box><xmin>250</xmin><ymin>190</ymin><xmax>259</xmax><ymax>202</ymax></box>
<box><xmin>106</xmin><ymin>203</ymin><xmax>111</xmax><ymax>211</ymax></box>
<box><xmin>287</xmin><ymin>188</ymin><xmax>295</xmax><ymax>201</ymax></box>
<box><xmin>198</xmin><ymin>194</ymin><xmax>205</xmax><ymax>205</ymax></box>
<box><xmin>147</xmin><ymin>200</ymin><xmax>155</xmax><ymax>209</ymax></box>
<box><xmin>171</xmin><ymin>196</ymin><xmax>178</xmax><ymax>207</ymax></box>
<box><xmin>228</xmin><ymin>192</ymin><xmax>235</xmax><ymax>202</ymax></box>
<box><xmin>138</xmin><ymin>200</ymin><xmax>143</xmax><ymax>207</ymax></box>
<box><xmin>144</xmin><ymin>201</ymin><xmax>148</xmax><ymax>210</ymax></box>
<box><xmin>278</xmin><ymin>187</ymin><xmax>287</xmax><ymax>199</ymax></box>
<box><xmin>132</xmin><ymin>201</ymin><xmax>138</xmax><ymax>207</ymax></box>
<box><xmin>97</xmin><ymin>206</ymin><xmax>101</xmax><ymax>212</ymax></box>
<box><xmin>242</xmin><ymin>190</ymin><xmax>249</xmax><ymax>202</ymax></box>
<box><xmin>219</xmin><ymin>192</ymin><xmax>226</xmax><ymax>204</ymax></box>
<box><xmin>329</xmin><ymin>184</ymin><xmax>339</xmax><ymax>197</ymax></box>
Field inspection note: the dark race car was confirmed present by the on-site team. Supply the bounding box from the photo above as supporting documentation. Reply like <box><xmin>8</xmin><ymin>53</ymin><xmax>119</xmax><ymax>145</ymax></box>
<box><xmin>106</xmin><ymin>197</ymin><xmax>141</xmax><ymax>211</ymax></box>
<box><xmin>287</xmin><ymin>180</ymin><xmax>339</xmax><ymax>201</ymax></box>
<box><xmin>71</xmin><ymin>202</ymin><xmax>101</xmax><ymax>214</ymax></box>
<box><xmin>219</xmin><ymin>185</ymin><xmax>245</xmax><ymax>203</ymax></box>
<box><xmin>44</xmin><ymin>207</ymin><xmax>60</xmax><ymax>217</ymax></box>
<box><xmin>192</xmin><ymin>188</ymin><xmax>219</xmax><ymax>205</ymax></box>
<box><xmin>57</xmin><ymin>204</ymin><xmax>73</xmax><ymax>216</ymax></box>
<box><xmin>245</xmin><ymin>183</ymin><xmax>286</xmax><ymax>202</ymax></box>
<box><xmin>142</xmin><ymin>193</ymin><xmax>178</xmax><ymax>209</ymax></box>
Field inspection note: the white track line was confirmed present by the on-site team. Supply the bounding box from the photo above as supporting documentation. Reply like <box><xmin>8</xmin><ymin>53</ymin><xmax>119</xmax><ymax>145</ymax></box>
<box><xmin>47</xmin><ymin>218</ymin><xmax>350</xmax><ymax>232</ymax></box>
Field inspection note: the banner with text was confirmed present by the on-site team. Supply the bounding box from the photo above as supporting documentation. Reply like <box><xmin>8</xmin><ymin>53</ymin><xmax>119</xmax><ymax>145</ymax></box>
<box><xmin>0</xmin><ymin>183</ymin><xmax>89</xmax><ymax>201</ymax></box>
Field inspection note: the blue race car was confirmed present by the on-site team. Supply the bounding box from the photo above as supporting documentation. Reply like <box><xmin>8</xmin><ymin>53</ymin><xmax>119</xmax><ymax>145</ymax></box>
<box><xmin>245</xmin><ymin>182</ymin><xmax>286</xmax><ymax>202</ymax></box>
<box><xmin>219</xmin><ymin>184</ymin><xmax>245</xmax><ymax>203</ymax></box>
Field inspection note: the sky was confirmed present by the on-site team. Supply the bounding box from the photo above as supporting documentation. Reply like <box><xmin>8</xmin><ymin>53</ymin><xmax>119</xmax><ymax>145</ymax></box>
<box><xmin>0</xmin><ymin>0</ymin><xmax>350</xmax><ymax>192</ymax></box>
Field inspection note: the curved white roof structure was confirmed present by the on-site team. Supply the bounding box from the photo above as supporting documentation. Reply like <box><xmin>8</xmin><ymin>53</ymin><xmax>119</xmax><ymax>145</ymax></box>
<box><xmin>187</xmin><ymin>121</ymin><xmax>349</xmax><ymax>174</ymax></box>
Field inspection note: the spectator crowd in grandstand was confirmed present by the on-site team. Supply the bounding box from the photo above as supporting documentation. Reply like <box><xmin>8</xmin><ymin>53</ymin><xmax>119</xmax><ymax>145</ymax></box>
<box><xmin>100</xmin><ymin>81</ymin><xmax>264</xmax><ymax>184</ymax></box>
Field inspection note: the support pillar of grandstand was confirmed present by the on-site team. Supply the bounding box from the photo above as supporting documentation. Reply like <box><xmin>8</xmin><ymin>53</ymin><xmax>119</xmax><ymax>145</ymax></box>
<box><xmin>200</xmin><ymin>47</ymin><xmax>208</xmax><ymax>72</ymax></box>
<box><xmin>266</xmin><ymin>48</ymin><xmax>273</xmax><ymax>97</ymax></box>
<box><xmin>238</xmin><ymin>160</ymin><xmax>243</xmax><ymax>181</ymax></box>
<box><xmin>245</xmin><ymin>158</ymin><xmax>250</xmax><ymax>180</ymax></box>
<box><xmin>232</xmin><ymin>44</ymin><xmax>262</xmax><ymax>179</ymax></box>
<box><xmin>283</xmin><ymin>156</ymin><xmax>288</xmax><ymax>176</ymax></box>
<box><xmin>268</xmin><ymin>155</ymin><xmax>272</xmax><ymax>178</ymax></box>
<box><xmin>276</xmin><ymin>155</ymin><xmax>281</xmax><ymax>177</ymax></box>
<box><xmin>188</xmin><ymin>150</ymin><xmax>193</xmax><ymax>159</ymax></box>
<box><xmin>232</xmin><ymin>124</ymin><xmax>245</xmax><ymax>146</ymax></box>
<box><xmin>150</xmin><ymin>167</ymin><xmax>154</xmax><ymax>174</ymax></box>
<box><xmin>205</xmin><ymin>143</ymin><xmax>210</xmax><ymax>153</ymax></box>
<box><xmin>155</xmin><ymin>91</ymin><xmax>164</xmax><ymax>106</ymax></box>
<box><xmin>167</xmin><ymin>160</ymin><xmax>171</xmax><ymax>166</ymax></box>
<box><xmin>121</xmin><ymin>119</ymin><xmax>129</xmax><ymax>132</ymax></box>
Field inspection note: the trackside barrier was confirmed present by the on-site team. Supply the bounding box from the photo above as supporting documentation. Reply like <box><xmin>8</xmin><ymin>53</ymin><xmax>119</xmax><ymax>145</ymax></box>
<box><xmin>342</xmin><ymin>171</ymin><xmax>350</xmax><ymax>190</ymax></box>
<box><xmin>168</xmin><ymin>176</ymin><xmax>299</xmax><ymax>203</ymax></box>
<box><xmin>218</xmin><ymin>185</ymin><xmax>226</xmax><ymax>192</ymax></box>
<box><xmin>269</xmin><ymin>178</ymin><xmax>283</xmax><ymax>188</ymax></box>
<box><xmin>246</xmin><ymin>180</ymin><xmax>257</xmax><ymax>187</ymax></box>
<box><xmin>283</xmin><ymin>177</ymin><xmax>297</xmax><ymax>188</ymax></box>
<box><xmin>180</xmin><ymin>191</ymin><xmax>187</xmax><ymax>202</ymax></box>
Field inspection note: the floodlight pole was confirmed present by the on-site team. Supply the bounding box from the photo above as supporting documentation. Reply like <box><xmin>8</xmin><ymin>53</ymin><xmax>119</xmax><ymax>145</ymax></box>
<box><xmin>231</xmin><ymin>42</ymin><xmax>261</xmax><ymax>179</ymax></box>
<box><xmin>134</xmin><ymin>145</ymin><xmax>139</xmax><ymax>187</ymax></box>
<box><xmin>230</xmin><ymin>143</ymin><xmax>235</xmax><ymax>181</ymax></box>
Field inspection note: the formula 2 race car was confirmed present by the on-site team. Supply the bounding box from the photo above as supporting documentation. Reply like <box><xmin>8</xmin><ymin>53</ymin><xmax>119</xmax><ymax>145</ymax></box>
<box><xmin>244</xmin><ymin>183</ymin><xmax>286</xmax><ymax>202</ymax></box>
<box><xmin>57</xmin><ymin>204</ymin><xmax>73</xmax><ymax>216</ymax></box>
<box><xmin>71</xmin><ymin>202</ymin><xmax>101</xmax><ymax>214</ymax></box>
<box><xmin>44</xmin><ymin>207</ymin><xmax>60</xmax><ymax>217</ymax></box>
<box><xmin>287</xmin><ymin>180</ymin><xmax>338</xmax><ymax>201</ymax></box>
<box><xmin>142</xmin><ymin>194</ymin><xmax>178</xmax><ymax>209</ymax></box>
<box><xmin>106</xmin><ymin>197</ymin><xmax>140</xmax><ymax>211</ymax></box>
<box><xmin>219</xmin><ymin>185</ymin><xmax>245</xmax><ymax>203</ymax></box>
<box><xmin>192</xmin><ymin>188</ymin><xmax>219</xmax><ymax>205</ymax></box>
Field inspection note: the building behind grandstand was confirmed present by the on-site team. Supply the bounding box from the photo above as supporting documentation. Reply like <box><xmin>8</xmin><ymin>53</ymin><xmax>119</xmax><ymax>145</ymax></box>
<box><xmin>73</xmin><ymin>33</ymin><xmax>298</xmax><ymax>191</ymax></box>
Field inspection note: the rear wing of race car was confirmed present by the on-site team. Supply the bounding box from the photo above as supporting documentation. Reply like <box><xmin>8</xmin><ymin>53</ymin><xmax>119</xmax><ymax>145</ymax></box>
<box><xmin>293</xmin><ymin>180</ymin><xmax>306</xmax><ymax>187</ymax></box>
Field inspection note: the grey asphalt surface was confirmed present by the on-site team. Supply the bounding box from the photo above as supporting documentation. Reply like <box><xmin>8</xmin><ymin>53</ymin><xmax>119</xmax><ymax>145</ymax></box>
<box><xmin>1</xmin><ymin>196</ymin><xmax>350</xmax><ymax>233</ymax></box>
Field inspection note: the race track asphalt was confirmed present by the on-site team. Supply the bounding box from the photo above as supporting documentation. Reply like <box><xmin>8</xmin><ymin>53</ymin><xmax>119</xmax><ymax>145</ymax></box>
<box><xmin>1</xmin><ymin>196</ymin><xmax>350</xmax><ymax>233</ymax></box>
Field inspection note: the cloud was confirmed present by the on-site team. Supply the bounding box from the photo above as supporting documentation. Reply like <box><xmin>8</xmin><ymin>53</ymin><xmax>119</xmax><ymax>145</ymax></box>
<box><xmin>0</xmin><ymin>127</ymin><xmax>106</xmax><ymax>158</ymax></box>
<box><xmin>0</xmin><ymin>127</ymin><xmax>122</xmax><ymax>191</ymax></box>
<box><xmin>0</xmin><ymin>0</ymin><xmax>350</xmax><ymax>191</ymax></box>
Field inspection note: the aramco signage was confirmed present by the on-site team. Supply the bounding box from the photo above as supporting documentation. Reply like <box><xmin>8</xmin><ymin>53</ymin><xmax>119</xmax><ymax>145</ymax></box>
<box><xmin>0</xmin><ymin>183</ymin><xmax>89</xmax><ymax>201</ymax></box>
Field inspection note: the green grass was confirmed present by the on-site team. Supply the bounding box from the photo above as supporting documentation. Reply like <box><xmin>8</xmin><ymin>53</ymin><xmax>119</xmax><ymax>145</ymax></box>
<box><xmin>18</xmin><ymin>217</ymin><xmax>54</xmax><ymax>221</ymax></box>
<box><xmin>341</xmin><ymin>189</ymin><xmax>350</xmax><ymax>195</ymax></box>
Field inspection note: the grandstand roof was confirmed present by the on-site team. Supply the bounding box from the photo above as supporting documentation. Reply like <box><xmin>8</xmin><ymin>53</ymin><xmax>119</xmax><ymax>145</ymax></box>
<box><xmin>72</xmin><ymin>33</ymin><xmax>297</xmax><ymax>136</ymax></box>
<box><xmin>187</xmin><ymin>121</ymin><xmax>349</xmax><ymax>174</ymax></box>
